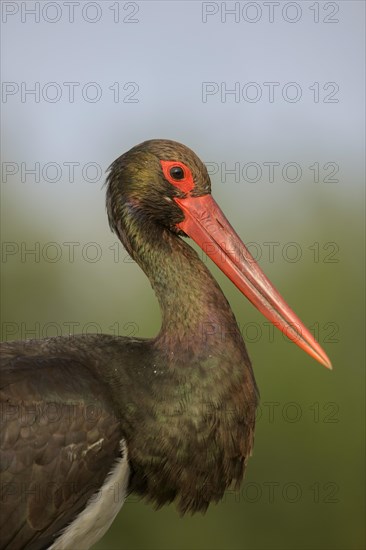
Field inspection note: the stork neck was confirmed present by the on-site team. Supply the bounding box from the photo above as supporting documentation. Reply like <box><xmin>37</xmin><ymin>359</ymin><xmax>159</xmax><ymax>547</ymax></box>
<box><xmin>118</xmin><ymin>217</ymin><xmax>242</xmax><ymax>355</ymax></box>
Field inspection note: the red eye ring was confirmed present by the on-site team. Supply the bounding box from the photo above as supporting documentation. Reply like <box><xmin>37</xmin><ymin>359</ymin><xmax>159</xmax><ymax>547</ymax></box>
<box><xmin>160</xmin><ymin>160</ymin><xmax>195</xmax><ymax>194</ymax></box>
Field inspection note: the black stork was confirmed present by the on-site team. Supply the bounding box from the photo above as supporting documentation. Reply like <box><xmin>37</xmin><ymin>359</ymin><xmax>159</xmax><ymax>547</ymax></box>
<box><xmin>0</xmin><ymin>139</ymin><xmax>331</xmax><ymax>549</ymax></box>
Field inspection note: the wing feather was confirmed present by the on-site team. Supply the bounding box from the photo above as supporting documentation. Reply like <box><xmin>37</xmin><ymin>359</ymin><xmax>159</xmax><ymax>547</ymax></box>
<box><xmin>0</xmin><ymin>354</ymin><xmax>124</xmax><ymax>550</ymax></box>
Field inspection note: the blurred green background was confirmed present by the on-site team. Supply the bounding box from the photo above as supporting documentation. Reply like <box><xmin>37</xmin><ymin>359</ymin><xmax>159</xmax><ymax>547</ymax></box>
<box><xmin>1</xmin><ymin>2</ymin><xmax>364</xmax><ymax>549</ymax></box>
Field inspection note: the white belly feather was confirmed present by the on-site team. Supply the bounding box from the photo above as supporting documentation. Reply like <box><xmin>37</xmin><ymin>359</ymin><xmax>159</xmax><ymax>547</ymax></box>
<box><xmin>49</xmin><ymin>440</ymin><xmax>129</xmax><ymax>550</ymax></box>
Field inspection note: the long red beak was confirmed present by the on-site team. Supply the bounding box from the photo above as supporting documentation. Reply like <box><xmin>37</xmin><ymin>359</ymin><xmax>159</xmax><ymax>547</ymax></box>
<box><xmin>175</xmin><ymin>194</ymin><xmax>332</xmax><ymax>369</ymax></box>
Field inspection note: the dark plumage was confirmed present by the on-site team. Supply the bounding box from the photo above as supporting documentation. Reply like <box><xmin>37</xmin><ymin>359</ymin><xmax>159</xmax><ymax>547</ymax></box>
<box><xmin>0</xmin><ymin>139</ymin><xmax>329</xmax><ymax>549</ymax></box>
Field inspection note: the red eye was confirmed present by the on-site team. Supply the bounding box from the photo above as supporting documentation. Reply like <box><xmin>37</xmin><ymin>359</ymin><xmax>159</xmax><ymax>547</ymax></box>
<box><xmin>169</xmin><ymin>166</ymin><xmax>184</xmax><ymax>180</ymax></box>
<box><xmin>160</xmin><ymin>160</ymin><xmax>194</xmax><ymax>194</ymax></box>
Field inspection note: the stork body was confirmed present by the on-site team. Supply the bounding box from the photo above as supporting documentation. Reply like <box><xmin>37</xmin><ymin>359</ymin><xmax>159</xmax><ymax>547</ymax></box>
<box><xmin>0</xmin><ymin>140</ymin><xmax>330</xmax><ymax>549</ymax></box>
